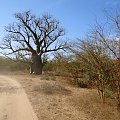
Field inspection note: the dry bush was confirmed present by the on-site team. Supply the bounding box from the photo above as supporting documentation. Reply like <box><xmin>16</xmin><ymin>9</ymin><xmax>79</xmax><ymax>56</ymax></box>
<box><xmin>0</xmin><ymin>57</ymin><xmax>28</xmax><ymax>72</ymax></box>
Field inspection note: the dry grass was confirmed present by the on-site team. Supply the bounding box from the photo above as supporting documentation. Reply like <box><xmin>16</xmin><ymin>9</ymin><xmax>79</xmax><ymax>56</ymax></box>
<box><xmin>4</xmin><ymin>72</ymin><xmax>120</xmax><ymax>120</ymax></box>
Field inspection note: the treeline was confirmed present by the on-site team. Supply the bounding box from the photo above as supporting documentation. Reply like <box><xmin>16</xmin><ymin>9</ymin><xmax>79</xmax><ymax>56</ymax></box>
<box><xmin>0</xmin><ymin>56</ymin><xmax>28</xmax><ymax>72</ymax></box>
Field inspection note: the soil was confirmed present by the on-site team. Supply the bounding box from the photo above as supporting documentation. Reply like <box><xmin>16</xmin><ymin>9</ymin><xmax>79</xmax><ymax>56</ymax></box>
<box><xmin>0</xmin><ymin>72</ymin><xmax>119</xmax><ymax>120</ymax></box>
<box><xmin>0</xmin><ymin>75</ymin><xmax>38</xmax><ymax>120</ymax></box>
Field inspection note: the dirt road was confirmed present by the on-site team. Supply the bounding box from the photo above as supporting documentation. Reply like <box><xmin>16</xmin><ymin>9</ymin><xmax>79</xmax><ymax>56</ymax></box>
<box><xmin>0</xmin><ymin>75</ymin><xmax>38</xmax><ymax>120</ymax></box>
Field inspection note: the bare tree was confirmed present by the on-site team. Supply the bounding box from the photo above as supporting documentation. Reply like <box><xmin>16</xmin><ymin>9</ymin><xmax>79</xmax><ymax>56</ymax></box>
<box><xmin>92</xmin><ymin>13</ymin><xmax>120</xmax><ymax>108</ymax></box>
<box><xmin>0</xmin><ymin>11</ymin><xmax>67</xmax><ymax>74</ymax></box>
<box><xmin>72</xmin><ymin>11</ymin><xmax>120</xmax><ymax>109</ymax></box>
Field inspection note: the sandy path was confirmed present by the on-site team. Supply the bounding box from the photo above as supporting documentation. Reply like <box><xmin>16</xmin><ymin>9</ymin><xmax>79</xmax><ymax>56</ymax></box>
<box><xmin>0</xmin><ymin>75</ymin><xmax>38</xmax><ymax>120</ymax></box>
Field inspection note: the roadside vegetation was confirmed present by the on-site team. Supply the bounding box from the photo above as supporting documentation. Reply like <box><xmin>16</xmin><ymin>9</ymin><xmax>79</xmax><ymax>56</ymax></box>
<box><xmin>0</xmin><ymin>56</ymin><xmax>28</xmax><ymax>72</ymax></box>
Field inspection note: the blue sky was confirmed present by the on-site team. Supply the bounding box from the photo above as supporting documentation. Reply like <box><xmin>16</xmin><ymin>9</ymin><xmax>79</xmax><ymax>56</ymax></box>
<box><xmin>0</xmin><ymin>0</ymin><xmax>120</xmax><ymax>41</ymax></box>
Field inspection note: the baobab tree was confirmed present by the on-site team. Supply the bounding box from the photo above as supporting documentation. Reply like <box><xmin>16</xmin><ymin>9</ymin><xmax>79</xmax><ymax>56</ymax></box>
<box><xmin>0</xmin><ymin>11</ymin><xmax>67</xmax><ymax>74</ymax></box>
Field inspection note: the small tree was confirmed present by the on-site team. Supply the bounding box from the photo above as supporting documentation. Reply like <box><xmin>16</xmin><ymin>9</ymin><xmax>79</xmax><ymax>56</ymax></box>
<box><xmin>0</xmin><ymin>11</ymin><xmax>67</xmax><ymax>74</ymax></box>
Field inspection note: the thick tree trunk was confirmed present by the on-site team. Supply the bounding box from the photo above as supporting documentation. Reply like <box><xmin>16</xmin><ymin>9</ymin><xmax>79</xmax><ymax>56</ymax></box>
<box><xmin>32</xmin><ymin>54</ymin><xmax>43</xmax><ymax>75</ymax></box>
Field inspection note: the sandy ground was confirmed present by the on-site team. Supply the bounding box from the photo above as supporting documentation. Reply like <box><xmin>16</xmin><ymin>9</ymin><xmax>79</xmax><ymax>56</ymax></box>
<box><xmin>0</xmin><ymin>75</ymin><xmax>38</xmax><ymax>120</ymax></box>
<box><xmin>0</xmin><ymin>72</ymin><xmax>119</xmax><ymax>120</ymax></box>
<box><xmin>7</xmin><ymin>73</ymin><xmax>119</xmax><ymax>120</ymax></box>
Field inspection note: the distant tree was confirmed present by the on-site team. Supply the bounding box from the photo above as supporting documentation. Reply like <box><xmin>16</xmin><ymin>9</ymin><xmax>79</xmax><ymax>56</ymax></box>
<box><xmin>0</xmin><ymin>11</ymin><xmax>67</xmax><ymax>74</ymax></box>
